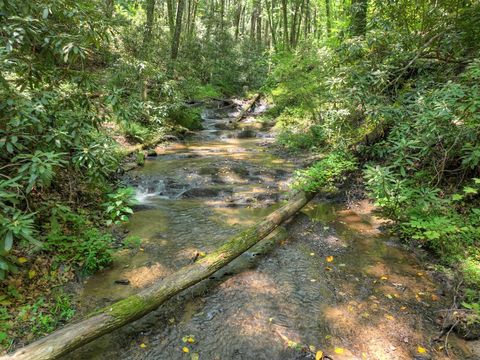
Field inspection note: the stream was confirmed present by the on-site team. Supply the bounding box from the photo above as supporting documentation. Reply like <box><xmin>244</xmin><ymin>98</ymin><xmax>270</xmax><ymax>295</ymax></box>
<box><xmin>69</xmin><ymin>101</ymin><xmax>479</xmax><ymax>360</ymax></box>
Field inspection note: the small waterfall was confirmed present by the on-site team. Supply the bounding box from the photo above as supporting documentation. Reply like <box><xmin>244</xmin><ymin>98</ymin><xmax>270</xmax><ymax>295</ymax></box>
<box><xmin>134</xmin><ymin>179</ymin><xmax>167</xmax><ymax>203</ymax></box>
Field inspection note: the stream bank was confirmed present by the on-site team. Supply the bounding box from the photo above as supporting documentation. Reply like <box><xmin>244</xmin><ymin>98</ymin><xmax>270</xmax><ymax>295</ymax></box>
<box><xmin>66</xmin><ymin>100</ymin><xmax>478</xmax><ymax>360</ymax></box>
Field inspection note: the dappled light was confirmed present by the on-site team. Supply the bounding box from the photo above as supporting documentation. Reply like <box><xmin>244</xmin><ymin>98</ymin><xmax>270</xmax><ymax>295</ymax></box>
<box><xmin>1</xmin><ymin>0</ymin><xmax>479</xmax><ymax>359</ymax></box>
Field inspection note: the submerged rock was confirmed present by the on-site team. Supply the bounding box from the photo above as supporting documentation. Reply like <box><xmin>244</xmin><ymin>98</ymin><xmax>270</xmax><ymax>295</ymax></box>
<box><xmin>114</xmin><ymin>279</ymin><xmax>130</xmax><ymax>285</ymax></box>
<box><xmin>181</xmin><ymin>187</ymin><xmax>231</xmax><ymax>198</ymax></box>
<box><xmin>235</xmin><ymin>129</ymin><xmax>257</xmax><ymax>139</ymax></box>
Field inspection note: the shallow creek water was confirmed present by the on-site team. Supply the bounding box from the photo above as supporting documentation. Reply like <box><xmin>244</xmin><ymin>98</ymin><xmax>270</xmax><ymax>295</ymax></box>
<box><xmin>69</xmin><ymin>104</ymin><xmax>478</xmax><ymax>360</ymax></box>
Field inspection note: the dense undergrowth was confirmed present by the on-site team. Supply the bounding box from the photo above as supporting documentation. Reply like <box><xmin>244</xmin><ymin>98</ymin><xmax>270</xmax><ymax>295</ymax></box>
<box><xmin>267</xmin><ymin>1</ymin><xmax>480</xmax><ymax>327</ymax></box>
<box><xmin>1</xmin><ymin>0</ymin><xmax>480</xmax><ymax>353</ymax></box>
<box><xmin>0</xmin><ymin>0</ymin><xmax>266</xmax><ymax>349</ymax></box>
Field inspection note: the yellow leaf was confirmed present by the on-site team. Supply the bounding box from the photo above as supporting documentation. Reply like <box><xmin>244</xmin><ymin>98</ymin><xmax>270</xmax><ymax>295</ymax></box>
<box><xmin>380</xmin><ymin>275</ymin><xmax>388</xmax><ymax>280</ymax></box>
<box><xmin>310</xmin><ymin>253</ymin><xmax>315</xmax><ymax>256</ymax></box>
<box><xmin>431</xmin><ymin>294</ymin><xmax>439</xmax><ymax>301</ymax></box>
<box><xmin>315</xmin><ymin>350</ymin><xmax>324</xmax><ymax>360</ymax></box>
<box><xmin>325</xmin><ymin>267</ymin><xmax>332</xmax><ymax>271</ymax></box>
<box><xmin>28</xmin><ymin>270</ymin><xmax>36</xmax><ymax>279</ymax></box>
<box><xmin>182</xmin><ymin>335</ymin><xmax>195</xmax><ymax>344</ymax></box>
<box><xmin>417</xmin><ymin>346</ymin><xmax>427</xmax><ymax>354</ymax></box>
<box><xmin>384</xmin><ymin>314</ymin><xmax>394</xmax><ymax>321</ymax></box>
<box><xmin>385</xmin><ymin>294</ymin><xmax>393</xmax><ymax>299</ymax></box>
<box><xmin>198</xmin><ymin>252</ymin><xmax>206</xmax><ymax>257</ymax></box>
<box><xmin>417</xmin><ymin>272</ymin><xmax>424</xmax><ymax>276</ymax></box>
<box><xmin>18</xmin><ymin>257</ymin><xmax>28</xmax><ymax>264</ymax></box>
<box><xmin>334</xmin><ymin>347</ymin><xmax>344</xmax><ymax>354</ymax></box>
<box><xmin>400</xmin><ymin>306</ymin><xmax>407</xmax><ymax>311</ymax></box>
<box><xmin>182</xmin><ymin>347</ymin><xmax>190</xmax><ymax>353</ymax></box>
<box><xmin>362</xmin><ymin>353</ymin><xmax>368</xmax><ymax>359</ymax></box>
<box><xmin>140</xmin><ymin>343</ymin><xmax>146</xmax><ymax>348</ymax></box>
<box><xmin>326</xmin><ymin>256</ymin><xmax>334</xmax><ymax>263</ymax></box>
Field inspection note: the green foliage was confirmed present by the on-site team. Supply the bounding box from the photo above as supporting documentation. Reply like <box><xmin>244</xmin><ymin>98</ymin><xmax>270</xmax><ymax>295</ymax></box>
<box><xmin>44</xmin><ymin>205</ymin><xmax>114</xmax><ymax>274</ymax></box>
<box><xmin>168</xmin><ymin>106</ymin><xmax>203</xmax><ymax>131</ymax></box>
<box><xmin>293</xmin><ymin>152</ymin><xmax>357</xmax><ymax>192</ymax></box>
<box><xmin>17</xmin><ymin>293</ymin><xmax>75</xmax><ymax>336</ymax></box>
<box><xmin>121</xmin><ymin>122</ymin><xmax>151</xmax><ymax>144</ymax></box>
<box><xmin>123</xmin><ymin>235</ymin><xmax>142</xmax><ymax>249</ymax></box>
<box><xmin>103</xmin><ymin>188</ymin><xmax>136</xmax><ymax>227</ymax></box>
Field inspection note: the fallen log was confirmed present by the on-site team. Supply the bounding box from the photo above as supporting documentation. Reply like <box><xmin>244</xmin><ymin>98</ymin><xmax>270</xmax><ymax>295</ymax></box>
<box><xmin>233</xmin><ymin>93</ymin><xmax>261</xmax><ymax>122</ymax></box>
<box><xmin>3</xmin><ymin>190</ymin><xmax>314</xmax><ymax>360</ymax></box>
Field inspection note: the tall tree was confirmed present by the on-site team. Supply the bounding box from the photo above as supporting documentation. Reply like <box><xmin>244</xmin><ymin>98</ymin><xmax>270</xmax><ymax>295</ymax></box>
<box><xmin>325</xmin><ymin>0</ymin><xmax>331</xmax><ymax>37</ymax></box>
<box><xmin>144</xmin><ymin>0</ymin><xmax>156</xmax><ymax>44</ymax></box>
<box><xmin>281</xmin><ymin>0</ymin><xmax>289</xmax><ymax>48</ymax></box>
<box><xmin>350</xmin><ymin>0</ymin><xmax>368</xmax><ymax>36</ymax></box>
<box><xmin>166</xmin><ymin>0</ymin><xmax>176</xmax><ymax>35</ymax></box>
<box><xmin>171</xmin><ymin>0</ymin><xmax>185</xmax><ymax>61</ymax></box>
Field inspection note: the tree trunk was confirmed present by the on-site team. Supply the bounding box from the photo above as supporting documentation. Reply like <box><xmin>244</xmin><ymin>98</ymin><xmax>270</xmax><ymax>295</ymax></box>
<box><xmin>233</xmin><ymin>93</ymin><xmax>261</xmax><ymax>123</ymax></box>
<box><xmin>325</xmin><ymin>0</ymin><xmax>331</xmax><ymax>37</ymax></box>
<box><xmin>143</xmin><ymin>0</ymin><xmax>156</xmax><ymax>45</ymax></box>
<box><xmin>166</xmin><ymin>0</ymin><xmax>176</xmax><ymax>35</ymax></box>
<box><xmin>350</xmin><ymin>0</ymin><xmax>368</xmax><ymax>36</ymax></box>
<box><xmin>266</xmin><ymin>0</ymin><xmax>277</xmax><ymax>48</ymax></box>
<box><xmin>170</xmin><ymin>0</ymin><xmax>185</xmax><ymax>61</ymax></box>
<box><xmin>281</xmin><ymin>0</ymin><xmax>289</xmax><ymax>49</ymax></box>
<box><xmin>2</xmin><ymin>191</ymin><xmax>314</xmax><ymax>360</ymax></box>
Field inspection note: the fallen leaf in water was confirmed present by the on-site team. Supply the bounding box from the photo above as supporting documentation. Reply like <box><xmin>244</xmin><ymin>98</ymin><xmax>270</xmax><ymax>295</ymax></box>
<box><xmin>334</xmin><ymin>347</ymin><xmax>344</xmax><ymax>354</ymax></box>
<box><xmin>182</xmin><ymin>347</ymin><xmax>189</xmax><ymax>353</ymax></box>
<box><xmin>315</xmin><ymin>350</ymin><xmax>323</xmax><ymax>360</ymax></box>
<box><xmin>182</xmin><ymin>335</ymin><xmax>195</xmax><ymax>344</ymax></box>
<box><xmin>417</xmin><ymin>346</ymin><xmax>427</xmax><ymax>353</ymax></box>
<box><xmin>18</xmin><ymin>257</ymin><xmax>28</xmax><ymax>264</ymax></box>
<box><xmin>287</xmin><ymin>340</ymin><xmax>298</xmax><ymax>348</ymax></box>
<box><xmin>28</xmin><ymin>270</ymin><xmax>36</xmax><ymax>279</ymax></box>
<box><xmin>140</xmin><ymin>343</ymin><xmax>146</xmax><ymax>348</ymax></box>
<box><xmin>384</xmin><ymin>314</ymin><xmax>394</xmax><ymax>321</ymax></box>
<box><xmin>326</xmin><ymin>256</ymin><xmax>334</xmax><ymax>263</ymax></box>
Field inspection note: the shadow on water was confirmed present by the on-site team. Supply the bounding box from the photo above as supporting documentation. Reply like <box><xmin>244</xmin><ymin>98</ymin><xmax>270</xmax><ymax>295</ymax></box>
<box><xmin>67</xmin><ymin>105</ymin><xmax>477</xmax><ymax>360</ymax></box>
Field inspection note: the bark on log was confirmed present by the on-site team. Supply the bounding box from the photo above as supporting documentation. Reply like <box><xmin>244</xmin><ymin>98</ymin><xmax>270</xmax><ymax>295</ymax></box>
<box><xmin>233</xmin><ymin>93</ymin><xmax>261</xmax><ymax>122</ymax></box>
<box><xmin>3</xmin><ymin>191</ymin><xmax>314</xmax><ymax>360</ymax></box>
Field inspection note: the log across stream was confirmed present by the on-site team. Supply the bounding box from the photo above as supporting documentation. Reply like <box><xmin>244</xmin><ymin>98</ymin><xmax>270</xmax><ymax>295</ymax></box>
<box><xmin>5</xmin><ymin>100</ymin><xmax>477</xmax><ymax>360</ymax></box>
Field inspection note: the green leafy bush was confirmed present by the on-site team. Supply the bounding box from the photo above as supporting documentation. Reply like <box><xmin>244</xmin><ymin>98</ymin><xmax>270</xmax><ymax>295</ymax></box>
<box><xmin>103</xmin><ymin>188</ymin><xmax>136</xmax><ymax>226</ymax></box>
<box><xmin>44</xmin><ymin>205</ymin><xmax>114</xmax><ymax>274</ymax></box>
<box><xmin>293</xmin><ymin>152</ymin><xmax>357</xmax><ymax>192</ymax></box>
